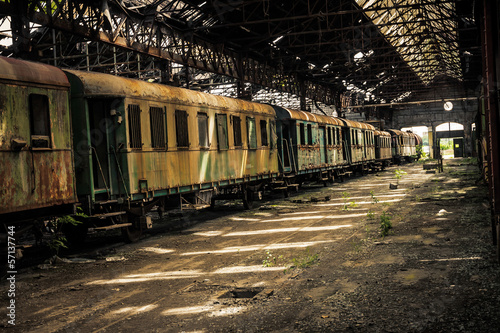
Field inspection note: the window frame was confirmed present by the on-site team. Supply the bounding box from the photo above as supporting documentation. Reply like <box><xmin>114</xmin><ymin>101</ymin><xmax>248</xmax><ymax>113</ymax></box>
<box><xmin>216</xmin><ymin>113</ymin><xmax>229</xmax><ymax>151</ymax></box>
<box><xmin>149</xmin><ymin>106</ymin><xmax>166</xmax><ymax>150</ymax></box>
<box><xmin>260</xmin><ymin>119</ymin><xmax>269</xmax><ymax>147</ymax></box>
<box><xmin>128</xmin><ymin>104</ymin><xmax>142</xmax><ymax>149</ymax></box>
<box><xmin>246</xmin><ymin>116</ymin><xmax>257</xmax><ymax>149</ymax></box>
<box><xmin>232</xmin><ymin>115</ymin><xmax>242</xmax><ymax>148</ymax></box>
<box><xmin>197</xmin><ymin>112</ymin><xmax>209</xmax><ymax>149</ymax></box>
<box><xmin>29</xmin><ymin>93</ymin><xmax>51</xmax><ymax>148</ymax></box>
<box><xmin>175</xmin><ymin>109</ymin><xmax>189</xmax><ymax>149</ymax></box>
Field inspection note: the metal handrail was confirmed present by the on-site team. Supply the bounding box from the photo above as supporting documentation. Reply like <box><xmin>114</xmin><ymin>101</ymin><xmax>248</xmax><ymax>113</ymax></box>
<box><xmin>90</xmin><ymin>146</ymin><xmax>111</xmax><ymax>198</ymax></box>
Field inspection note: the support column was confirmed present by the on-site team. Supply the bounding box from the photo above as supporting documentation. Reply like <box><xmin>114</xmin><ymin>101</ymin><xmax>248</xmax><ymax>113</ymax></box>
<box><xmin>299</xmin><ymin>80</ymin><xmax>306</xmax><ymax>111</ymax></box>
<box><xmin>11</xmin><ymin>0</ymin><xmax>31</xmax><ymax>59</ymax></box>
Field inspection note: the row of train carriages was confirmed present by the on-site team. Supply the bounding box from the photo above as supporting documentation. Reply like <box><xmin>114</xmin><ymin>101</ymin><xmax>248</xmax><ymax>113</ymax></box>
<box><xmin>0</xmin><ymin>56</ymin><xmax>421</xmax><ymax>243</ymax></box>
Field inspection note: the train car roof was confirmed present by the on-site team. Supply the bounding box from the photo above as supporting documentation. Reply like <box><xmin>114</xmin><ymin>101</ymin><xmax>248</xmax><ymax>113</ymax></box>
<box><xmin>64</xmin><ymin>69</ymin><xmax>275</xmax><ymax>115</ymax></box>
<box><xmin>0</xmin><ymin>56</ymin><xmax>69</xmax><ymax>88</ymax></box>
<box><xmin>374</xmin><ymin>130</ymin><xmax>391</xmax><ymax>137</ymax></box>
<box><xmin>387</xmin><ymin>129</ymin><xmax>411</xmax><ymax>137</ymax></box>
<box><xmin>275</xmin><ymin>107</ymin><xmax>343</xmax><ymax>126</ymax></box>
<box><xmin>338</xmin><ymin>118</ymin><xmax>376</xmax><ymax>130</ymax></box>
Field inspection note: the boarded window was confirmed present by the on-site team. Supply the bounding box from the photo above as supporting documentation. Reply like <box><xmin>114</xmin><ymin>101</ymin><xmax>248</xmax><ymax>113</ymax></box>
<box><xmin>232</xmin><ymin>116</ymin><xmax>242</xmax><ymax>147</ymax></box>
<box><xmin>247</xmin><ymin>117</ymin><xmax>257</xmax><ymax>149</ymax></box>
<box><xmin>198</xmin><ymin>113</ymin><xmax>209</xmax><ymax>148</ymax></box>
<box><xmin>128</xmin><ymin>104</ymin><xmax>142</xmax><ymax>149</ymax></box>
<box><xmin>337</xmin><ymin>128</ymin><xmax>341</xmax><ymax>145</ymax></box>
<box><xmin>216</xmin><ymin>114</ymin><xmax>228</xmax><ymax>150</ymax></box>
<box><xmin>29</xmin><ymin>94</ymin><xmax>51</xmax><ymax>148</ymax></box>
<box><xmin>260</xmin><ymin>119</ymin><xmax>268</xmax><ymax>146</ymax></box>
<box><xmin>299</xmin><ymin>123</ymin><xmax>305</xmax><ymax>145</ymax></box>
<box><xmin>175</xmin><ymin>110</ymin><xmax>189</xmax><ymax>148</ymax></box>
<box><xmin>150</xmin><ymin>107</ymin><xmax>166</xmax><ymax>149</ymax></box>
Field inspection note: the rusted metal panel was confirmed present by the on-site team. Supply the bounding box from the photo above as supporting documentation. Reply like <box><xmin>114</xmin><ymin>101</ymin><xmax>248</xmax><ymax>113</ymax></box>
<box><xmin>0</xmin><ymin>57</ymin><xmax>76</xmax><ymax>215</ymax></box>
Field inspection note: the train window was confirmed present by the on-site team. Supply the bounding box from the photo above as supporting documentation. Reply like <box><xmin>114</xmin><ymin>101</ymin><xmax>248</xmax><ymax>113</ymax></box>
<box><xmin>175</xmin><ymin>110</ymin><xmax>189</xmax><ymax>148</ymax></box>
<box><xmin>216</xmin><ymin>114</ymin><xmax>229</xmax><ymax>150</ymax></box>
<box><xmin>247</xmin><ymin>117</ymin><xmax>257</xmax><ymax>149</ymax></box>
<box><xmin>307</xmin><ymin>124</ymin><xmax>313</xmax><ymax>145</ymax></box>
<box><xmin>29</xmin><ymin>94</ymin><xmax>51</xmax><ymax>148</ymax></box>
<box><xmin>270</xmin><ymin>120</ymin><xmax>277</xmax><ymax>149</ymax></box>
<box><xmin>128</xmin><ymin>104</ymin><xmax>142</xmax><ymax>149</ymax></box>
<box><xmin>198</xmin><ymin>112</ymin><xmax>209</xmax><ymax>148</ymax></box>
<box><xmin>299</xmin><ymin>123</ymin><xmax>305</xmax><ymax>145</ymax></box>
<box><xmin>327</xmin><ymin>128</ymin><xmax>332</xmax><ymax>145</ymax></box>
<box><xmin>337</xmin><ymin>128</ymin><xmax>341</xmax><ymax>145</ymax></box>
<box><xmin>232</xmin><ymin>116</ymin><xmax>242</xmax><ymax>147</ymax></box>
<box><xmin>150</xmin><ymin>107</ymin><xmax>166</xmax><ymax>149</ymax></box>
<box><xmin>260</xmin><ymin>120</ymin><xmax>268</xmax><ymax>146</ymax></box>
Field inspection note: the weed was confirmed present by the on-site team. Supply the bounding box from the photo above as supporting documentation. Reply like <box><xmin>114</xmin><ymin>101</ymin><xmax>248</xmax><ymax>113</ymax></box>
<box><xmin>263</xmin><ymin>250</ymin><xmax>284</xmax><ymax>267</ymax></box>
<box><xmin>379</xmin><ymin>211</ymin><xmax>392</xmax><ymax>238</ymax></box>
<box><xmin>341</xmin><ymin>191</ymin><xmax>357</xmax><ymax>211</ymax></box>
<box><xmin>370</xmin><ymin>190</ymin><xmax>379</xmax><ymax>203</ymax></box>
<box><xmin>46</xmin><ymin>210</ymin><xmax>85</xmax><ymax>255</ymax></box>
<box><xmin>394</xmin><ymin>169</ymin><xmax>407</xmax><ymax>184</ymax></box>
<box><xmin>284</xmin><ymin>247</ymin><xmax>319</xmax><ymax>273</ymax></box>
<box><xmin>366</xmin><ymin>210</ymin><xmax>375</xmax><ymax>220</ymax></box>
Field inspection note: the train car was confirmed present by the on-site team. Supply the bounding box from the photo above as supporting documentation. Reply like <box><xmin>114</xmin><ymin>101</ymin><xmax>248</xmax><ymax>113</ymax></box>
<box><xmin>338</xmin><ymin>119</ymin><xmax>376</xmax><ymax>172</ymax></box>
<box><xmin>64</xmin><ymin>69</ymin><xmax>279</xmax><ymax>240</ymax></box>
<box><xmin>0</xmin><ymin>57</ymin><xmax>77</xmax><ymax>231</ymax></box>
<box><xmin>272</xmin><ymin>106</ymin><xmax>348</xmax><ymax>185</ymax></box>
<box><xmin>374</xmin><ymin>130</ymin><xmax>392</xmax><ymax>167</ymax></box>
<box><xmin>388</xmin><ymin>129</ymin><xmax>410</xmax><ymax>163</ymax></box>
<box><xmin>388</xmin><ymin>129</ymin><xmax>421</xmax><ymax>163</ymax></box>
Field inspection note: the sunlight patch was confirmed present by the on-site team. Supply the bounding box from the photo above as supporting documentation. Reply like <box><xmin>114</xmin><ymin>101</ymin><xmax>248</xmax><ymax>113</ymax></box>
<box><xmin>181</xmin><ymin>240</ymin><xmax>335</xmax><ymax>256</ymax></box>
<box><xmin>111</xmin><ymin>304</ymin><xmax>157</xmax><ymax>315</ymax></box>
<box><xmin>192</xmin><ymin>230</ymin><xmax>224</xmax><ymax>237</ymax></box>
<box><xmin>212</xmin><ymin>265</ymin><xmax>285</xmax><ymax>274</ymax></box>
<box><xmin>162</xmin><ymin>305</ymin><xmax>214</xmax><ymax>316</ymax></box>
<box><xmin>141</xmin><ymin>247</ymin><xmax>175</xmax><ymax>254</ymax></box>
<box><xmin>224</xmin><ymin>225</ymin><xmax>352</xmax><ymax>237</ymax></box>
<box><xmin>208</xmin><ymin>306</ymin><xmax>246</xmax><ymax>317</ymax></box>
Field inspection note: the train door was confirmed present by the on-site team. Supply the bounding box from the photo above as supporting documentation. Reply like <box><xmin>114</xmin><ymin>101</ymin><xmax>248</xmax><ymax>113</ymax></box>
<box><xmin>362</xmin><ymin>130</ymin><xmax>367</xmax><ymax>160</ymax></box>
<box><xmin>281</xmin><ymin>123</ymin><xmax>292</xmax><ymax>172</ymax></box>
<box><xmin>319</xmin><ymin>126</ymin><xmax>327</xmax><ymax>164</ymax></box>
<box><xmin>87</xmin><ymin>99</ymin><xmax>116</xmax><ymax>199</ymax></box>
<box><xmin>342</xmin><ymin>127</ymin><xmax>352</xmax><ymax>164</ymax></box>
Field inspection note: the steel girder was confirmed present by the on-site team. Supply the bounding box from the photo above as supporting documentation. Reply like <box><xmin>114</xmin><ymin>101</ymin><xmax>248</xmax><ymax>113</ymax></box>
<box><xmin>0</xmin><ymin>0</ymin><xmax>338</xmax><ymax>106</ymax></box>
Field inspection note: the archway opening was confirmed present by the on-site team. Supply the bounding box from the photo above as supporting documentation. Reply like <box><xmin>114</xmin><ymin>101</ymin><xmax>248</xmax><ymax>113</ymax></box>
<box><xmin>436</xmin><ymin>122</ymin><xmax>465</xmax><ymax>159</ymax></box>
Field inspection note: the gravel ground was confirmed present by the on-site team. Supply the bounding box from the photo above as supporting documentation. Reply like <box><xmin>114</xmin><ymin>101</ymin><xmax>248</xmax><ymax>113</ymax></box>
<box><xmin>1</xmin><ymin>158</ymin><xmax>499</xmax><ymax>332</ymax></box>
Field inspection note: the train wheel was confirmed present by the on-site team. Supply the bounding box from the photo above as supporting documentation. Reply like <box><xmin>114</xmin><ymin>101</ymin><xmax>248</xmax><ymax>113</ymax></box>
<box><xmin>122</xmin><ymin>225</ymin><xmax>142</xmax><ymax>243</ymax></box>
<box><xmin>122</xmin><ymin>214</ymin><xmax>142</xmax><ymax>243</ymax></box>
<box><xmin>209</xmin><ymin>196</ymin><xmax>216</xmax><ymax>210</ymax></box>
<box><xmin>243</xmin><ymin>189</ymin><xmax>254</xmax><ymax>210</ymax></box>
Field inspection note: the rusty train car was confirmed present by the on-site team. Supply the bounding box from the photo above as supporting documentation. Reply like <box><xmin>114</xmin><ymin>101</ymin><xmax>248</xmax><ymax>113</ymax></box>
<box><xmin>0</xmin><ymin>56</ymin><xmax>421</xmax><ymax>243</ymax></box>
<box><xmin>387</xmin><ymin>129</ymin><xmax>421</xmax><ymax>163</ymax></box>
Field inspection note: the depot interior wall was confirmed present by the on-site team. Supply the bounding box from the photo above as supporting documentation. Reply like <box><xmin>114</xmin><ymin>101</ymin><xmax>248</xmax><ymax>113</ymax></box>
<box><xmin>391</xmin><ymin>99</ymin><xmax>477</xmax><ymax>157</ymax></box>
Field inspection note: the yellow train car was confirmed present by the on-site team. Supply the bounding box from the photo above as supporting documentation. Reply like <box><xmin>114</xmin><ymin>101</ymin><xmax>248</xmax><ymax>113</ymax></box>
<box><xmin>65</xmin><ymin>69</ymin><xmax>278</xmax><ymax>239</ymax></box>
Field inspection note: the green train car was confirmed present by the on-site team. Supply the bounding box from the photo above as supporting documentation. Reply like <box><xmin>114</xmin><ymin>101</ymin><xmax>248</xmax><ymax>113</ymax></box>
<box><xmin>0</xmin><ymin>57</ymin><xmax>77</xmax><ymax>223</ymax></box>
